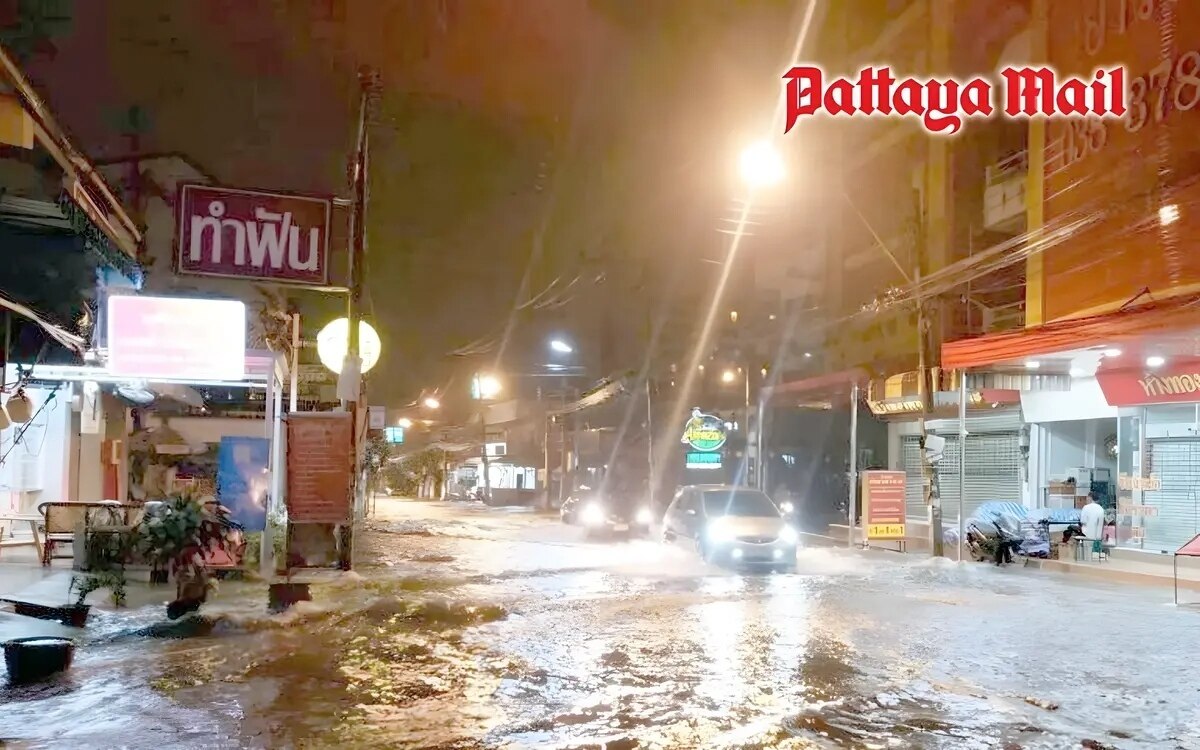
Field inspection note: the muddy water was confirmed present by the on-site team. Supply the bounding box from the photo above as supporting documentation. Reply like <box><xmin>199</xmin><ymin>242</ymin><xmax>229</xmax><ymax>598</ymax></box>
<box><xmin>1</xmin><ymin>500</ymin><xmax>1199</xmax><ymax>749</ymax></box>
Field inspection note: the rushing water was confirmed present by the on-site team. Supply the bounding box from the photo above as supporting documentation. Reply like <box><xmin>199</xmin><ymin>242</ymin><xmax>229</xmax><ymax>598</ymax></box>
<box><xmin>2</xmin><ymin>500</ymin><xmax>1198</xmax><ymax>749</ymax></box>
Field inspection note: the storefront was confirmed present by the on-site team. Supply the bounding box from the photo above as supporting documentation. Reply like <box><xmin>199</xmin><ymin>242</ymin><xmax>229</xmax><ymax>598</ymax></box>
<box><xmin>943</xmin><ymin>295</ymin><xmax>1200</xmax><ymax>554</ymax></box>
<box><xmin>1</xmin><ymin>295</ymin><xmax>286</xmax><ymax>539</ymax></box>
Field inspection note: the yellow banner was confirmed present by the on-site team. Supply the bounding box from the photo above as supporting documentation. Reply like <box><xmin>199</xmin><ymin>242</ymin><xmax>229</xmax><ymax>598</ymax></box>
<box><xmin>867</xmin><ymin>524</ymin><xmax>906</xmax><ymax>540</ymax></box>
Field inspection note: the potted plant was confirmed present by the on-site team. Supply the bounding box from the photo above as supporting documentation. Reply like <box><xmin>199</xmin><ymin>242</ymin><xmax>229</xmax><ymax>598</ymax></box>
<box><xmin>133</xmin><ymin>493</ymin><xmax>232</xmax><ymax>619</ymax></box>
<box><xmin>68</xmin><ymin>568</ymin><xmax>127</xmax><ymax>610</ymax></box>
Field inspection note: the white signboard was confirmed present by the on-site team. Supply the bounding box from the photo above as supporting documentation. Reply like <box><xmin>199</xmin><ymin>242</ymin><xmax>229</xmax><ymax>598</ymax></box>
<box><xmin>107</xmin><ymin>295</ymin><xmax>246</xmax><ymax>382</ymax></box>
<box><xmin>368</xmin><ymin>405</ymin><xmax>386</xmax><ymax>430</ymax></box>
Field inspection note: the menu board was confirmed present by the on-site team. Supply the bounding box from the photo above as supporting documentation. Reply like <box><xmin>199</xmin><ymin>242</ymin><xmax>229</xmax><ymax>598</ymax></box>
<box><xmin>286</xmin><ymin>413</ymin><xmax>353</xmax><ymax>524</ymax></box>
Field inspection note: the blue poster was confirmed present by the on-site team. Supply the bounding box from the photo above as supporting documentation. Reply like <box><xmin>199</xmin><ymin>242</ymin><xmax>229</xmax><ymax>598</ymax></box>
<box><xmin>217</xmin><ymin>436</ymin><xmax>270</xmax><ymax>531</ymax></box>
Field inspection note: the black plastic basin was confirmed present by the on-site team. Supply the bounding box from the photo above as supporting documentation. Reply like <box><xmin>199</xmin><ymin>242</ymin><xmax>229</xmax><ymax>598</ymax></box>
<box><xmin>11</xmin><ymin>602</ymin><xmax>90</xmax><ymax>628</ymax></box>
<box><xmin>4</xmin><ymin>636</ymin><xmax>76</xmax><ymax>684</ymax></box>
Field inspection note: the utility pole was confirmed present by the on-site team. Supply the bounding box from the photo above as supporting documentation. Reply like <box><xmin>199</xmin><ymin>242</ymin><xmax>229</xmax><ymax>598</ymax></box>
<box><xmin>479</xmin><ymin>408</ymin><xmax>492</xmax><ymax>503</ymax></box>
<box><xmin>848</xmin><ymin>381</ymin><xmax>859</xmax><ymax>547</ymax></box>
<box><xmin>339</xmin><ymin>66</ymin><xmax>377</xmax><ymax>569</ymax></box>
<box><xmin>744</xmin><ymin>365</ymin><xmax>753</xmax><ymax>487</ymax></box>
<box><xmin>917</xmin><ymin>274</ymin><xmax>943</xmax><ymax>557</ymax></box>
<box><xmin>645</xmin><ymin>377</ymin><xmax>655</xmax><ymax>509</ymax></box>
<box><xmin>543</xmin><ymin>411</ymin><xmax>552</xmax><ymax>509</ymax></box>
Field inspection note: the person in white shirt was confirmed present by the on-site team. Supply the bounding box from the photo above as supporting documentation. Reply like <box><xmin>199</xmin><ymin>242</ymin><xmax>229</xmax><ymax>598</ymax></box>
<box><xmin>1079</xmin><ymin>493</ymin><xmax>1106</xmax><ymax>556</ymax></box>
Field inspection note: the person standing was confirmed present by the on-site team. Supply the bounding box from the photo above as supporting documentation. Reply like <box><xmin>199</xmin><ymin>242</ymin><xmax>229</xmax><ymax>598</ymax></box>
<box><xmin>1079</xmin><ymin>493</ymin><xmax>1106</xmax><ymax>558</ymax></box>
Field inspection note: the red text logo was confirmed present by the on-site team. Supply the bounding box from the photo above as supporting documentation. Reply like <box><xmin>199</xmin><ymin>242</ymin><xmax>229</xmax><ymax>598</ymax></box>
<box><xmin>783</xmin><ymin>66</ymin><xmax>1127</xmax><ymax>136</ymax></box>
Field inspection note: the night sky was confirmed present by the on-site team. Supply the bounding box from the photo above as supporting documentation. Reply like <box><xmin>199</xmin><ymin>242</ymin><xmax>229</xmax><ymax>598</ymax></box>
<box><xmin>18</xmin><ymin>0</ymin><xmax>798</xmax><ymax>406</ymax></box>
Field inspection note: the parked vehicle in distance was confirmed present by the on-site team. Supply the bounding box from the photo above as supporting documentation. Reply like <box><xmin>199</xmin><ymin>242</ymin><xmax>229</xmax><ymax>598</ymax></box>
<box><xmin>661</xmin><ymin>485</ymin><xmax>797</xmax><ymax>571</ymax></box>
<box><xmin>561</xmin><ymin>488</ymin><xmax>653</xmax><ymax>538</ymax></box>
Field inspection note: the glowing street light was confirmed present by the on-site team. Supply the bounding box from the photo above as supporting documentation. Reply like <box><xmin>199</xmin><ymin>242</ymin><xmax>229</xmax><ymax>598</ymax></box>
<box><xmin>398</xmin><ymin>417</ymin><xmax>413</xmax><ymax>429</ymax></box>
<box><xmin>738</xmin><ymin>139</ymin><xmax>785</xmax><ymax>189</ymax></box>
<box><xmin>721</xmin><ymin>369</ymin><xmax>737</xmax><ymax>384</ymax></box>
<box><xmin>423</xmin><ymin>396</ymin><xmax>441</xmax><ymax>410</ymax></box>
<box><xmin>549</xmin><ymin>339</ymin><xmax>573</xmax><ymax>354</ymax></box>
<box><xmin>473</xmin><ymin>373</ymin><xmax>502</xmax><ymax>400</ymax></box>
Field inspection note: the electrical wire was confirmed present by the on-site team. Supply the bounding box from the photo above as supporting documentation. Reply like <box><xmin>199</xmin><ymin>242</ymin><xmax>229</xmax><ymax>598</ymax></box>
<box><xmin>0</xmin><ymin>385</ymin><xmax>61</xmax><ymax>469</ymax></box>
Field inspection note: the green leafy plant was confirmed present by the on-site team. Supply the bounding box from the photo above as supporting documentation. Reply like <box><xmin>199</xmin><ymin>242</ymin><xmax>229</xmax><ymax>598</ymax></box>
<box><xmin>69</xmin><ymin>526</ymin><xmax>133</xmax><ymax>607</ymax></box>
<box><xmin>132</xmin><ymin>493</ymin><xmax>234</xmax><ymax>603</ymax></box>
<box><xmin>69</xmin><ymin>570</ymin><xmax>127</xmax><ymax>607</ymax></box>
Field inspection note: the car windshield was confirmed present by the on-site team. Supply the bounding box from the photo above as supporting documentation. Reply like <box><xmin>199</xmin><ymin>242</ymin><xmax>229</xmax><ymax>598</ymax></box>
<box><xmin>701</xmin><ymin>490</ymin><xmax>778</xmax><ymax>518</ymax></box>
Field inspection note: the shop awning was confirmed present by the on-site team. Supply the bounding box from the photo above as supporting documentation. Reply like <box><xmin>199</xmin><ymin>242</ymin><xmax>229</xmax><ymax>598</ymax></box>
<box><xmin>942</xmin><ymin>294</ymin><xmax>1200</xmax><ymax>370</ymax></box>
<box><xmin>765</xmin><ymin>367</ymin><xmax>869</xmax><ymax>404</ymax></box>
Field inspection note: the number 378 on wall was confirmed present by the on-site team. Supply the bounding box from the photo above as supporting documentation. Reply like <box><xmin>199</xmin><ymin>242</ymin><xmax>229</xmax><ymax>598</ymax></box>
<box><xmin>1125</xmin><ymin>51</ymin><xmax>1200</xmax><ymax>133</ymax></box>
<box><xmin>1080</xmin><ymin>1</ymin><xmax>1200</xmax><ymax>133</ymax></box>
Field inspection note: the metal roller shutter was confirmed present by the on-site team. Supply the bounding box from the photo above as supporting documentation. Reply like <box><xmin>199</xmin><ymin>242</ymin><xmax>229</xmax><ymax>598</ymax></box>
<box><xmin>927</xmin><ymin>410</ymin><xmax>1024</xmax><ymax>435</ymax></box>
<box><xmin>939</xmin><ymin>433</ymin><xmax>1023</xmax><ymax>523</ymax></box>
<box><xmin>900</xmin><ymin>425</ymin><xmax>1022</xmax><ymax>522</ymax></box>
<box><xmin>1143</xmin><ymin>439</ymin><xmax>1200</xmax><ymax>552</ymax></box>
<box><xmin>901</xmin><ymin>435</ymin><xmax>926</xmax><ymax>519</ymax></box>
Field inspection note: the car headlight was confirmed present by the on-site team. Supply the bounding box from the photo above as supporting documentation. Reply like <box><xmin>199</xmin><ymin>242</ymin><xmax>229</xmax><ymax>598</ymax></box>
<box><xmin>581</xmin><ymin>503</ymin><xmax>605</xmax><ymax>526</ymax></box>
<box><xmin>707</xmin><ymin>520</ymin><xmax>736</xmax><ymax>543</ymax></box>
<box><xmin>778</xmin><ymin>525</ymin><xmax>799</xmax><ymax>544</ymax></box>
<box><xmin>780</xmin><ymin>501</ymin><xmax>795</xmax><ymax>514</ymax></box>
<box><xmin>636</xmin><ymin>507</ymin><xmax>653</xmax><ymax>525</ymax></box>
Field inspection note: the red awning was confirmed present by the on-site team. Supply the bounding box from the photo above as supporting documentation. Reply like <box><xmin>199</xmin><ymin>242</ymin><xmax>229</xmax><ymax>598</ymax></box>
<box><xmin>942</xmin><ymin>294</ymin><xmax>1200</xmax><ymax>370</ymax></box>
<box><xmin>767</xmin><ymin>367</ymin><xmax>869</xmax><ymax>401</ymax></box>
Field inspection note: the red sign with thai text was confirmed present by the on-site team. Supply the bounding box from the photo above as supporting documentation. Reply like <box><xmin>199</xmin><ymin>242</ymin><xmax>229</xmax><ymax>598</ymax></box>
<box><xmin>862</xmin><ymin>470</ymin><xmax>906</xmax><ymax>540</ymax></box>
<box><xmin>286</xmin><ymin>413</ymin><xmax>353</xmax><ymax>524</ymax></box>
<box><xmin>1097</xmin><ymin>360</ymin><xmax>1200</xmax><ymax>406</ymax></box>
<box><xmin>177</xmin><ymin>184</ymin><xmax>332</xmax><ymax>285</ymax></box>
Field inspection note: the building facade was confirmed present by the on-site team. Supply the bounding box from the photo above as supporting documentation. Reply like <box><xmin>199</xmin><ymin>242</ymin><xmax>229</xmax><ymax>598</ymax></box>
<box><xmin>944</xmin><ymin>0</ymin><xmax>1200</xmax><ymax>554</ymax></box>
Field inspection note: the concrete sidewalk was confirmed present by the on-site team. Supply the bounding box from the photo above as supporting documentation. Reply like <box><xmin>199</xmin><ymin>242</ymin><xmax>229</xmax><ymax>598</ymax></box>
<box><xmin>825</xmin><ymin>522</ymin><xmax>1200</xmax><ymax>593</ymax></box>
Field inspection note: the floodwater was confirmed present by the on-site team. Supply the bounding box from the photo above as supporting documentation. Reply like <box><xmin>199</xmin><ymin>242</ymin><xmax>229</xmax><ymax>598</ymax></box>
<box><xmin>1</xmin><ymin>497</ymin><xmax>1198</xmax><ymax>749</ymax></box>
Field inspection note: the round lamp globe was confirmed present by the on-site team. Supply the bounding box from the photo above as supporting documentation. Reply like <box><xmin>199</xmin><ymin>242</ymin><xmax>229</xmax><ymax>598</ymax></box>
<box><xmin>316</xmin><ymin>318</ymin><xmax>382</xmax><ymax>374</ymax></box>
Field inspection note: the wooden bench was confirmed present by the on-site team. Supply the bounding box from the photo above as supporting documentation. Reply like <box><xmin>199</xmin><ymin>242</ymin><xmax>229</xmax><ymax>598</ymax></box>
<box><xmin>36</xmin><ymin>502</ymin><xmax>144</xmax><ymax>567</ymax></box>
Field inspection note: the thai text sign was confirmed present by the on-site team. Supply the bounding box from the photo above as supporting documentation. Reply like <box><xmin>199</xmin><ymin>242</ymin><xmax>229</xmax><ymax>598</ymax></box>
<box><xmin>1118</xmin><ymin>473</ymin><xmax>1162</xmax><ymax>491</ymax></box>
<box><xmin>107</xmin><ymin>295</ymin><xmax>246</xmax><ymax>381</ymax></box>
<box><xmin>1098</xmin><ymin>361</ymin><xmax>1200</xmax><ymax>406</ymax></box>
<box><xmin>1118</xmin><ymin>502</ymin><xmax>1159</xmax><ymax>518</ymax></box>
<box><xmin>862</xmin><ymin>470</ymin><xmax>906</xmax><ymax>540</ymax></box>
<box><xmin>286</xmin><ymin>413</ymin><xmax>353</xmax><ymax>524</ymax></box>
<box><xmin>686</xmin><ymin>451</ymin><xmax>722</xmax><ymax>470</ymax></box>
<box><xmin>177</xmin><ymin>184</ymin><xmax>332</xmax><ymax>285</ymax></box>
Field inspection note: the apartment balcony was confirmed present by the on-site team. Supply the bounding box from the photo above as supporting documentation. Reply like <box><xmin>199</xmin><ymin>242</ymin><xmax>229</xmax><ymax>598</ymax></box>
<box><xmin>982</xmin><ymin>149</ymin><xmax>1027</xmax><ymax>235</ymax></box>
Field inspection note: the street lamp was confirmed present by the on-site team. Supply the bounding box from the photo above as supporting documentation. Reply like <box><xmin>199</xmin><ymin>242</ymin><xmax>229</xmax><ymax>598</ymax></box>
<box><xmin>738</xmin><ymin>139</ymin><xmax>785</xmax><ymax>189</ymax></box>
<box><xmin>721</xmin><ymin>369</ymin><xmax>737</xmax><ymax>384</ymax></box>
<box><xmin>398</xmin><ymin>417</ymin><xmax>413</xmax><ymax>429</ymax></box>
<box><xmin>423</xmin><ymin>396</ymin><xmax>441</xmax><ymax>410</ymax></box>
<box><xmin>549</xmin><ymin>339</ymin><xmax>573</xmax><ymax>354</ymax></box>
<box><xmin>471</xmin><ymin>373</ymin><xmax>503</xmax><ymax>503</ymax></box>
<box><xmin>474</xmin><ymin>374</ymin><xmax>502</xmax><ymax>400</ymax></box>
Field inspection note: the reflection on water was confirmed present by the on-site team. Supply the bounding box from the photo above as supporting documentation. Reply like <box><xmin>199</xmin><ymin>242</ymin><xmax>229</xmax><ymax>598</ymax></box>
<box><xmin>3</xmin><ymin>504</ymin><xmax>1200</xmax><ymax>749</ymax></box>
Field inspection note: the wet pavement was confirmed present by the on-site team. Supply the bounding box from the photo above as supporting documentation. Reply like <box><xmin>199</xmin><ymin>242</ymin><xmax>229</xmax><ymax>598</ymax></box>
<box><xmin>2</xmin><ymin>496</ymin><xmax>1199</xmax><ymax>749</ymax></box>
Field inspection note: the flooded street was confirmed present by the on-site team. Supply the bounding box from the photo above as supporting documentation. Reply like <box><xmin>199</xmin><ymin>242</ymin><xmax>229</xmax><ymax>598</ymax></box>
<box><xmin>2</xmin><ymin>497</ymin><xmax>1199</xmax><ymax>749</ymax></box>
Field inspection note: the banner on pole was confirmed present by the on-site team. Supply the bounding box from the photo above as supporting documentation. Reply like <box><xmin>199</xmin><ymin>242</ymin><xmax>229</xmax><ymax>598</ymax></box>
<box><xmin>862</xmin><ymin>470</ymin><xmax>906</xmax><ymax>540</ymax></box>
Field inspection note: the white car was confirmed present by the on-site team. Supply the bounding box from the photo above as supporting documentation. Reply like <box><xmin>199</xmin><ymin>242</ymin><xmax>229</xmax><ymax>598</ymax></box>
<box><xmin>661</xmin><ymin>485</ymin><xmax>798</xmax><ymax>570</ymax></box>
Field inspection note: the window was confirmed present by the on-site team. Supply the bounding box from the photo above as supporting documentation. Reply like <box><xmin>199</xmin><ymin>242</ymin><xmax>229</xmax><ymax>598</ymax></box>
<box><xmin>702</xmin><ymin>490</ymin><xmax>778</xmax><ymax>518</ymax></box>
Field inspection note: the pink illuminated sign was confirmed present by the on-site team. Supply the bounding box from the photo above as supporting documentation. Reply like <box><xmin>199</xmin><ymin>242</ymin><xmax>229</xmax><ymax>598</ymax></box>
<box><xmin>106</xmin><ymin>295</ymin><xmax>246</xmax><ymax>381</ymax></box>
